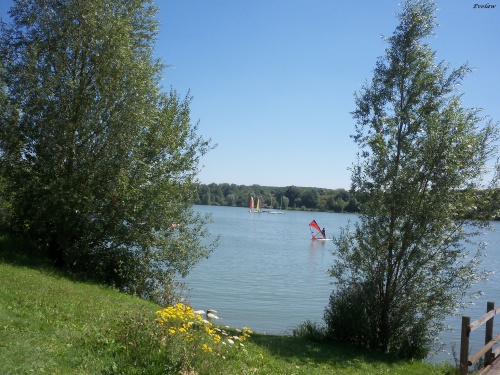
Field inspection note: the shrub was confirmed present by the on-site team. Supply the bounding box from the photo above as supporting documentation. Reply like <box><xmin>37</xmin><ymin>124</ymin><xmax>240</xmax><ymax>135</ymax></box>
<box><xmin>291</xmin><ymin>320</ymin><xmax>326</xmax><ymax>341</ymax></box>
<box><xmin>324</xmin><ymin>281</ymin><xmax>377</xmax><ymax>349</ymax></box>
<box><xmin>324</xmin><ymin>280</ymin><xmax>432</xmax><ymax>359</ymax></box>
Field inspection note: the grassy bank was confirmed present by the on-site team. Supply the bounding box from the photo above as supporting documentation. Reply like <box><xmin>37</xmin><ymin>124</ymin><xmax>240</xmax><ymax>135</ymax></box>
<box><xmin>0</xmin><ymin>246</ymin><xmax>456</xmax><ymax>374</ymax></box>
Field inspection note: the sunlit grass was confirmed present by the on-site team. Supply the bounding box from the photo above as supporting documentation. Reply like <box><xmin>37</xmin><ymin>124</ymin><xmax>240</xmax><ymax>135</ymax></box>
<box><xmin>0</xmin><ymin>239</ymin><xmax>457</xmax><ymax>374</ymax></box>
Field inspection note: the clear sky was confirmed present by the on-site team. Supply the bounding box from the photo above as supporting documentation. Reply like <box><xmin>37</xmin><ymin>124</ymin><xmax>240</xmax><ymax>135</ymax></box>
<box><xmin>1</xmin><ymin>1</ymin><xmax>499</xmax><ymax>189</ymax></box>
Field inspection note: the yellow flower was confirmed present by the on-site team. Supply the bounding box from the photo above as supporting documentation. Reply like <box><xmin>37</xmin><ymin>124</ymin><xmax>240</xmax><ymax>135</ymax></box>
<box><xmin>259</xmin><ymin>353</ymin><xmax>264</xmax><ymax>359</ymax></box>
<box><xmin>201</xmin><ymin>343</ymin><xmax>213</xmax><ymax>353</ymax></box>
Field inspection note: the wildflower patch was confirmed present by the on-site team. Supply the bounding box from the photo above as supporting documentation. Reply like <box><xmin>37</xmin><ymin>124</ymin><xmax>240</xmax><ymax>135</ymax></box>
<box><xmin>155</xmin><ymin>303</ymin><xmax>253</xmax><ymax>355</ymax></box>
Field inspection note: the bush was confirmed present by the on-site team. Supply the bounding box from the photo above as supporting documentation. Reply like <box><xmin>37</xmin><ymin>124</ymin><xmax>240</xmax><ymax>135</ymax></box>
<box><xmin>291</xmin><ymin>320</ymin><xmax>326</xmax><ymax>341</ymax></box>
<box><xmin>324</xmin><ymin>280</ymin><xmax>432</xmax><ymax>359</ymax></box>
<box><xmin>324</xmin><ymin>281</ymin><xmax>377</xmax><ymax>349</ymax></box>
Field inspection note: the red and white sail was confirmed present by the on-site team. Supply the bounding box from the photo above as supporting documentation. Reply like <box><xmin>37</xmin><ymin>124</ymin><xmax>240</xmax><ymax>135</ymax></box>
<box><xmin>309</xmin><ymin>220</ymin><xmax>325</xmax><ymax>239</ymax></box>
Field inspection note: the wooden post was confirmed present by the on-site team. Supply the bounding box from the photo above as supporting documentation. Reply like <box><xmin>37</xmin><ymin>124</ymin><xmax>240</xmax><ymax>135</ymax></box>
<box><xmin>460</xmin><ymin>316</ymin><xmax>470</xmax><ymax>375</ymax></box>
<box><xmin>485</xmin><ymin>301</ymin><xmax>494</xmax><ymax>366</ymax></box>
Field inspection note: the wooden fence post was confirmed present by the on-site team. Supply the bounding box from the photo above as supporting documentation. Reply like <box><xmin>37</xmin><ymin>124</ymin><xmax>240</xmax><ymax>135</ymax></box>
<box><xmin>460</xmin><ymin>316</ymin><xmax>470</xmax><ymax>375</ymax></box>
<box><xmin>485</xmin><ymin>301</ymin><xmax>494</xmax><ymax>366</ymax></box>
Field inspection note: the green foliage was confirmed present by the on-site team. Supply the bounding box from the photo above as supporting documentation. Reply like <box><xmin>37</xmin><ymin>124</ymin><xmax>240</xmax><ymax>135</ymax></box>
<box><xmin>329</xmin><ymin>0</ymin><xmax>499</xmax><ymax>360</ymax></box>
<box><xmin>324</xmin><ymin>280</ymin><xmax>430</xmax><ymax>359</ymax></box>
<box><xmin>324</xmin><ymin>281</ymin><xmax>377</xmax><ymax>349</ymax></box>
<box><xmin>0</xmin><ymin>0</ymin><xmax>214</xmax><ymax>300</ymax></box>
<box><xmin>195</xmin><ymin>183</ymin><xmax>360</xmax><ymax>212</ymax></box>
<box><xmin>291</xmin><ymin>320</ymin><xmax>327</xmax><ymax>342</ymax></box>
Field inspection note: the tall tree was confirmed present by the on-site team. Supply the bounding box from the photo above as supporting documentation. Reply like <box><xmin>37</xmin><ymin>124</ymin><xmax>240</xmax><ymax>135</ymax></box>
<box><xmin>0</xmin><ymin>60</ymin><xmax>16</xmax><ymax>228</ymax></box>
<box><xmin>327</xmin><ymin>0</ymin><xmax>499</xmax><ymax>359</ymax></box>
<box><xmin>0</xmin><ymin>0</ymin><xmax>214</xmax><ymax>302</ymax></box>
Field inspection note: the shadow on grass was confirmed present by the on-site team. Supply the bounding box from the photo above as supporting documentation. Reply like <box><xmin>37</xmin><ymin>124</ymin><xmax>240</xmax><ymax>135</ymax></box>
<box><xmin>0</xmin><ymin>235</ymin><xmax>104</xmax><ymax>286</ymax></box>
<box><xmin>250</xmin><ymin>333</ymin><xmax>399</xmax><ymax>368</ymax></box>
<box><xmin>0</xmin><ymin>235</ymin><xmax>54</xmax><ymax>268</ymax></box>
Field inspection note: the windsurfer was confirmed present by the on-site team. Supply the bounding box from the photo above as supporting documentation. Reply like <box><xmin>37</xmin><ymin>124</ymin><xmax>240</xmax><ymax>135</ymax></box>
<box><xmin>321</xmin><ymin>228</ymin><xmax>326</xmax><ymax>238</ymax></box>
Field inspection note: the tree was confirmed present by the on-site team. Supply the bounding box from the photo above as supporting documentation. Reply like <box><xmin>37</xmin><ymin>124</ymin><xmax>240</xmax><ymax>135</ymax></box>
<box><xmin>0</xmin><ymin>60</ymin><xmax>16</xmax><ymax>230</ymax></box>
<box><xmin>226</xmin><ymin>194</ymin><xmax>236</xmax><ymax>207</ymax></box>
<box><xmin>0</xmin><ymin>0</ymin><xmax>214</xmax><ymax>302</ymax></box>
<box><xmin>281</xmin><ymin>196</ymin><xmax>289</xmax><ymax>210</ymax></box>
<box><xmin>343</xmin><ymin>198</ymin><xmax>359</xmax><ymax>213</ymax></box>
<box><xmin>327</xmin><ymin>0</ymin><xmax>499</xmax><ymax>359</ymax></box>
<box><xmin>300</xmin><ymin>189</ymin><xmax>319</xmax><ymax>209</ymax></box>
<box><xmin>284</xmin><ymin>185</ymin><xmax>301</xmax><ymax>207</ymax></box>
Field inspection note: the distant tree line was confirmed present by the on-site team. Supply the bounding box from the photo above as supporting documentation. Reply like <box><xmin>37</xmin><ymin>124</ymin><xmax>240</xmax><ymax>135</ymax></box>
<box><xmin>193</xmin><ymin>183</ymin><xmax>500</xmax><ymax>219</ymax></box>
<box><xmin>193</xmin><ymin>183</ymin><xmax>361</xmax><ymax>213</ymax></box>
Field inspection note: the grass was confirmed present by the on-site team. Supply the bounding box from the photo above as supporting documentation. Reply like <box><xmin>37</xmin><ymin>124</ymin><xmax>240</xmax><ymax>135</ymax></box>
<box><xmin>0</xmin><ymin>238</ymin><xmax>457</xmax><ymax>374</ymax></box>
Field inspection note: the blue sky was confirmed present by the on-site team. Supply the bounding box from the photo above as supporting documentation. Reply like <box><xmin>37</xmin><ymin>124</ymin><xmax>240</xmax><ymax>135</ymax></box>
<box><xmin>1</xmin><ymin>1</ymin><xmax>499</xmax><ymax>189</ymax></box>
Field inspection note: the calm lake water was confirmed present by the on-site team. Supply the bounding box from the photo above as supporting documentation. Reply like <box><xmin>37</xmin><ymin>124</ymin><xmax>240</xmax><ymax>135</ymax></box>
<box><xmin>182</xmin><ymin>205</ymin><xmax>500</xmax><ymax>363</ymax></box>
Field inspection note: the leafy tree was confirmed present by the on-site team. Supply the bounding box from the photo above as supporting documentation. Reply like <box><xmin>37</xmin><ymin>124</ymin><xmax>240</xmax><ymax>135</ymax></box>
<box><xmin>317</xmin><ymin>195</ymin><xmax>329</xmax><ymax>211</ymax></box>
<box><xmin>330</xmin><ymin>199</ymin><xmax>346</xmax><ymax>213</ymax></box>
<box><xmin>201</xmin><ymin>193</ymin><xmax>212</xmax><ymax>205</ymax></box>
<box><xmin>226</xmin><ymin>194</ymin><xmax>236</xmax><ymax>207</ymax></box>
<box><xmin>208</xmin><ymin>183</ymin><xmax>225</xmax><ymax>205</ymax></box>
<box><xmin>0</xmin><ymin>61</ymin><xmax>16</xmax><ymax>230</ymax></box>
<box><xmin>300</xmin><ymin>188</ymin><xmax>319</xmax><ymax>209</ymax></box>
<box><xmin>327</xmin><ymin>0</ymin><xmax>499</xmax><ymax>359</ymax></box>
<box><xmin>333</xmin><ymin>189</ymin><xmax>350</xmax><ymax>203</ymax></box>
<box><xmin>0</xmin><ymin>0</ymin><xmax>214</xmax><ymax>302</ymax></box>
<box><xmin>344</xmin><ymin>198</ymin><xmax>360</xmax><ymax>213</ymax></box>
<box><xmin>280</xmin><ymin>196</ymin><xmax>289</xmax><ymax>210</ymax></box>
<box><xmin>284</xmin><ymin>185</ymin><xmax>301</xmax><ymax>207</ymax></box>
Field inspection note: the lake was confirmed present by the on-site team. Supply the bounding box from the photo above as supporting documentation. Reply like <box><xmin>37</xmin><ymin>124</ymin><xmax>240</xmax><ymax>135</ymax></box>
<box><xmin>182</xmin><ymin>205</ymin><xmax>500</xmax><ymax>363</ymax></box>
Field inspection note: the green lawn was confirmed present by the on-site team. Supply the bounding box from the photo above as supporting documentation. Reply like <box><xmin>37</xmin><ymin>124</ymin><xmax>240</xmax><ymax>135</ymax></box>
<box><xmin>0</xmin><ymin>243</ymin><xmax>457</xmax><ymax>374</ymax></box>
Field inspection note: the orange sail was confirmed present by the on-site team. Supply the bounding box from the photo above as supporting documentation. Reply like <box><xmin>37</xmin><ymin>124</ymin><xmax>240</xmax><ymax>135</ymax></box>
<box><xmin>249</xmin><ymin>196</ymin><xmax>254</xmax><ymax>212</ymax></box>
<box><xmin>309</xmin><ymin>220</ymin><xmax>325</xmax><ymax>239</ymax></box>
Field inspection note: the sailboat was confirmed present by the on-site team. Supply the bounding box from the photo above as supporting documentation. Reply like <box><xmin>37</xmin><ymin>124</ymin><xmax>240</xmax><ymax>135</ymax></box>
<box><xmin>309</xmin><ymin>220</ymin><xmax>332</xmax><ymax>241</ymax></box>
<box><xmin>266</xmin><ymin>196</ymin><xmax>285</xmax><ymax>214</ymax></box>
<box><xmin>249</xmin><ymin>196</ymin><xmax>262</xmax><ymax>213</ymax></box>
<box><xmin>249</xmin><ymin>196</ymin><xmax>284</xmax><ymax>214</ymax></box>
